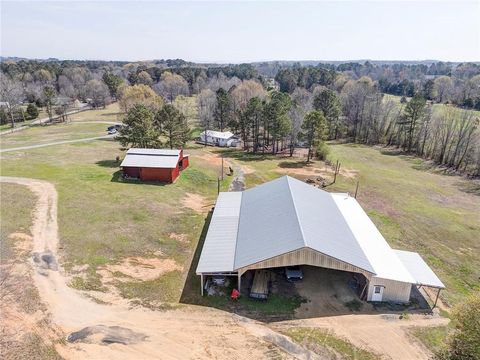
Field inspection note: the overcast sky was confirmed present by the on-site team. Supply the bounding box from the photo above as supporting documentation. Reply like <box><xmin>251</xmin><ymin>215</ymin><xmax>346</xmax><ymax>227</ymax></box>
<box><xmin>1</xmin><ymin>1</ymin><xmax>479</xmax><ymax>62</ymax></box>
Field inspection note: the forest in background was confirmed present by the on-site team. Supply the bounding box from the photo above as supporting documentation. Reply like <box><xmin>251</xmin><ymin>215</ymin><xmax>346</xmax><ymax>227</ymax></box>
<box><xmin>1</xmin><ymin>58</ymin><xmax>479</xmax><ymax>176</ymax></box>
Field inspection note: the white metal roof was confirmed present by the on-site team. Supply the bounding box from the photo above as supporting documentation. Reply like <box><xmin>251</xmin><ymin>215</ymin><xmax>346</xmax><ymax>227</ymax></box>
<box><xmin>234</xmin><ymin>177</ymin><xmax>375</xmax><ymax>272</ymax></box>
<box><xmin>196</xmin><ymin>176</ymin><xmax>443</xmax><ymax>287</ymax></box>
<box><xmin>196</xmin><ymin>192</ymin><xmax>242</xmax><ymax>273</ymax></box>
<box><xmin>394</xmin><ymin>250</ymin><xmax>445</xmax><ymax>288</ymax></box>
<box><xmin>200</xmin><ymin>130</ymin><xmax>235</xmax><ymax>140</ymax></box>
<box><xmin>120</xmin><ymin>148</ymin><xmax>180</xmax><ymax>169</ymax></box>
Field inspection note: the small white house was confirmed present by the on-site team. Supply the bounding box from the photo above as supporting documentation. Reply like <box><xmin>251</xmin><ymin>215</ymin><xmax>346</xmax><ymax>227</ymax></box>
<box><xmin>199</xmin><ymin>130</ymin><xmax>238</xmax><ymax>147</ymax></box>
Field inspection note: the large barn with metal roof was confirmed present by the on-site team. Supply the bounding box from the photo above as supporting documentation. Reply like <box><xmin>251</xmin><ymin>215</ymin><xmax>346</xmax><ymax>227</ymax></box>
<box><xmin>196</xmin><ymin>176</ymin><xmax>444</xmax><ymax>303</ymax></box>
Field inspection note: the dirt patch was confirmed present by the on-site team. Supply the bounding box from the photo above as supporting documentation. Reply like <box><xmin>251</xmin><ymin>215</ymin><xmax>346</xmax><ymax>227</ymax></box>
<box><xmin>196</xmin><ymin>152</ymin><xmax>230</xmax><ymax>167</ymax></box>
<box><xmin>276</xmin><ymin>162</ymin><xmax>358</xmax><ymax>181</ymax></box>
<box><xmin>169</xmin><ymin>232</ymin><xmax>188</xmax><ymax>243</ymax></box>
<box><xmin>9</xmin><ymin>232</ymin><xmax>33</xmax><ymax>253</ymax></box>
<box><xmin>181</xmin><ymin>192</ymin><xmax>211</xmax><ymax>213</ymax></box>
<box><xmin>242</xmin><ymin>165</ymin><xmax>255</xmax><ymax>174</ymax></box>
<box><xmin>102</xmin><ymin>257</ymin><xmax>183</xmax><ymax>282</ymax></box>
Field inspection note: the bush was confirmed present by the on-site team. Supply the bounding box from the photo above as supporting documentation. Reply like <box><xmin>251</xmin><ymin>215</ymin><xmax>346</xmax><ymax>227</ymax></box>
<box><xmin>26</xmin><ymin>103</ymin><xmax>39</xmax><ymax>119</ymax></box>
<box><xmin>315</xmin><ymin>142</ymin><xmax>330</xmax><ymax>160</ymax></box>
<box><xmin>438</xmin><ymin>293</ymin><xmax>480</xmax><ymax>360</ymax></box>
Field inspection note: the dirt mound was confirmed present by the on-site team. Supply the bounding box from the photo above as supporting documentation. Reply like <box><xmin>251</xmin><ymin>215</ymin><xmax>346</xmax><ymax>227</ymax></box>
<box><xmin>181</xmin><ymin>192</ymin><xmax>211</xmax><ymax>213</ymax></box>
<box><xmin>102</xmin><ymin>257</ymin><xmax>183</xmax><ymax>282</ymax></box>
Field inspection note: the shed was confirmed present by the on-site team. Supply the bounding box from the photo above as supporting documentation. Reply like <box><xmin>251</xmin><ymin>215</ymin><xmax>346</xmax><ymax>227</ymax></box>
<box><xmin>196</xmin><ymin>176</ymin><xmax>445</xmax><ymax>303</ymax></box>
<box><xmin>120</xmin><ymin>148</ymin><xmax>189</xmax><ymax>183</ymax></box>
<box><xmin>199</xmin><ymin>130</ymin><xmax>238</xmax><ymax>147</ymax></box>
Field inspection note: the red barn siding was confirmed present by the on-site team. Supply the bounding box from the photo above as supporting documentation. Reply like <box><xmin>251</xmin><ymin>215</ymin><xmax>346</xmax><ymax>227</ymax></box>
<box><xmin>180</xmin><ymin>155</ymin><xmax>189</xmax><ymax>170</ymax></box>
<box><xmin>123</xmin><ymin>167</ymin><xmax>140</xmax><ymax>178</ymax></box>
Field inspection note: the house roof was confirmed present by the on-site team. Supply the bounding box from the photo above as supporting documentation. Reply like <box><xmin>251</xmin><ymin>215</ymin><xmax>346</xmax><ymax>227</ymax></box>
<box><xmin>120</xmin><ymin>148</ymin><xmax>181</xmax><ymax>169</ymax></box>
<box><xmin>196</xmin><ymin>176</ymin><xmax>442</xmax><ymax>287</ymax></box>
<box><xmin>201</xmin><ymin>130</ymin><xmax>235</xmax><ymax>140</ymax></box>
<box><xmin>394</xmin><ymin>250</ymin><xmax>445</xmax><ymax>288</ymax></box>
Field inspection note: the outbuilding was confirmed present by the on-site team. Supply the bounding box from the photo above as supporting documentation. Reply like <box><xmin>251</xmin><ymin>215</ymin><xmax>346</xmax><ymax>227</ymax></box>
<box><xmin>199</xmin><ymin>130</ymin><xmax>238</xmax><ymax>147</ymax></box>
<box><xmin>196</xmin><ymin>176</ymin><xmax>444</xmax><ymax>304</ymax></box>
<box><xmin>120</xmin><ymin>148</ymin><xmax>189</xmax><ymax>183</ymax></box>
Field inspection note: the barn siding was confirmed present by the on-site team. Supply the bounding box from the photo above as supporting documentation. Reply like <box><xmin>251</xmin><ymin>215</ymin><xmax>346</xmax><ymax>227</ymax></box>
<box><xmin>123</xmin><ymin>167</ymin><xmax>140</xmax><ymax>178</ymax></box>
<box><xmin>367</xmin><ymin>277</ymin><xmax>412</xmax><ymax>303</ymax></box>
<box><xmin>140</xmin><ymin>167</ymin><xmax>174</xmax><ymax>182</ymax></box>
<box><xmin>237</xmin><ymin>247</ymin><xmax>372</xmax><ymax>279</ymax></box>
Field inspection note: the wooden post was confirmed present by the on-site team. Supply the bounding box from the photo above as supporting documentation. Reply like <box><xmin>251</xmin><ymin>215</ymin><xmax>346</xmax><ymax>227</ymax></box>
<box><xmin>200</xmin><ymin>274</ymin><xmax>204</xmax><ymax>296</ymax></box>
<box><xmin>433</xmin><ymin>288</ymin><xmax>441</xmax><ymax>309</ymax></box>
<box><xmin>217</xmin><ymin>177</ymin><xmax>220</xmax><ymax>194</ymax></box>
<box><xmin>355</xmin><ymin>180</ymin><xmax>359</xmax><ymax>198</ymax></box>
<box><xmin>221</xmin><ymin>156</ymin><xmax>224</xmax><ymax>180</ymax></box>
<box><xmin>237</xmin><ymin>273</ymin><xmax>242</xmax><ymax>294</ymax></box>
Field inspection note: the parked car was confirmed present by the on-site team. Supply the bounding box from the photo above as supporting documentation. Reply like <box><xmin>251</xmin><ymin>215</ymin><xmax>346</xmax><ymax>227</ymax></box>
<box><xmin>212</xmin><ymin>275</ymin><xmax>226</xmax><ymax>286</ymax></box>
<box><xmin>108</xmin><ymin>128</ymin><xmax>117</xmax><ymax>134</ymax></box>
<box><xmin>285</xmin><ymin>266</ymin><xmax>303</xmax><ymax>282</ymax></box>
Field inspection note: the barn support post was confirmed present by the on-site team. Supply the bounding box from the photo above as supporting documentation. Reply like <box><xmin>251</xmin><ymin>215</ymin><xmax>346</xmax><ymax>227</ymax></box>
<box><xmin>200</xmin><ymin>274</ymin><xmax>204</xmax><ymax>296</ymax></box>
<box><xmin>433</xmin><ymin>288</ymin><xmax>441</xmax><ymax>309</ymax></box>
<box><xmin>237</xmin><ymin>273</ymin><xmax>242</xmax><ymax>294</ymax></box>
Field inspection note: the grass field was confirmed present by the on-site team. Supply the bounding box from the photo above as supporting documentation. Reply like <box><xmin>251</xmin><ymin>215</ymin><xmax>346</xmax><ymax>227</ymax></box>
<box><xmin>0</xmin><ymin>116</ymin><xmax>232</xmax><ymax>304</ymax></box>
<box><xmin>1</xmin><ymin>103</ymin><xmax>478</xmax><ymax>312</ymax></box>
<box><xmin>218</xmin><ymin>143</ymin><xmax>480</xmax><ymax>306</ymax></box>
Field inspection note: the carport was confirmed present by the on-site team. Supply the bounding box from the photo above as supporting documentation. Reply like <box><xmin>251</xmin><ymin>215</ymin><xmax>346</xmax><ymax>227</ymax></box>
<box><xmin>196</xmin><ymin>176</ymin><xmax>445</xmax><ymax>304</ymax></box>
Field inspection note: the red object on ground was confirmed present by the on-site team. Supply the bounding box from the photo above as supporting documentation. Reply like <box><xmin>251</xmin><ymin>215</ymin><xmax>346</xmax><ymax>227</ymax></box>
<box><xmin>231</xmin><ymin>288</ymin><xmax>240</xmax><ymax>300</ymax></box>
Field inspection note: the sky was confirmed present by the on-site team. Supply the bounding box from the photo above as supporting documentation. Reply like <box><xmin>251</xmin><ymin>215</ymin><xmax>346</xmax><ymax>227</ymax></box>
<box><xmin>1</xmin><ymin>1</ymin><xmax>479</xmax><ymax>63</ymax></box>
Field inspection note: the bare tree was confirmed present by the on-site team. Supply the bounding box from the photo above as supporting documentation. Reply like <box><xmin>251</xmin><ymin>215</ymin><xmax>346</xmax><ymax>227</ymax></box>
<box><xmin>197</xmin><ymin>89</ymin><xmax>217</xmax><ymax>146</ymax></box>
<box><xmin>0</xmin><ymin>76</ymin><xmax>24</xmax><ymax>128</ymax></box>
<box><xmin>289</xmin><ymin>87</ymin><xmax>312</xmax><ymax>156</ymax></box>
<box><xmin>154</xmin><ymin>72</ymin><xmax>189</xmax><ymax>102</ymax></box>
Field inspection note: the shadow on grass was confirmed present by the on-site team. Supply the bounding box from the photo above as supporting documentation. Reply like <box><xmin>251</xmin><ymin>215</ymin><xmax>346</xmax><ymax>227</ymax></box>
<box><xmin>108</xmin><ymin>170</ymin><xmax>168</xmax><ymax>187</ymax></box>
<box><xmin>219</xmin><ymin>149</ymin><xmax>276</xmax><ymax>162</ymax></box>
<box><xmin>278</xmin><ymin>161</ymin><xmax>310</xmax><ymax>169</ymax></box>
<box><xmin>96</xmin><ymin>160</ymin><xmax>121</xmax><ymax>168</ymax></box>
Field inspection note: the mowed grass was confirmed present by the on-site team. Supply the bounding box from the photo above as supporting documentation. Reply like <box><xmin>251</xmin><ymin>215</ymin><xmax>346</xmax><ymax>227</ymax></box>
<box><xmin>0</xmin><ymin>122</ymin><xmax>109</xmax><ymax>149</ymax></box>
<box><xmin>0</xmin><ymin>119</ymin><xmax>231</xmax><ymax>304</ymax></box>
<box><xmin>282</xmin><ymin>327</ymin><xmax>380</xmax><ymax>360</ymax></box>
<box><xmin>0</xmin><ymin>183</ymin><xmax>35</xmax><ymax>262</ymax></box>
<box><xmin>219</xmin><ymin>144</ymin><xmax>479</xmax><ymax>306</ymax></box>
<box><xmin>410</xmin><ymin>326</ymin><xmax>449</xmax><ymax>356</ymax></box>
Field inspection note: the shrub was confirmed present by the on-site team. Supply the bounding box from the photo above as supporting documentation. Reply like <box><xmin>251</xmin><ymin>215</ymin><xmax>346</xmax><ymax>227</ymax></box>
<box><xmin>315</xmin><ymin>142</ymin><xmax>330</xmax><ymax>160</ymax></box>
<box><xmin>26</xmin><ymin>103</ymin><xmax>39</xmax><ymax>119</ymax></box>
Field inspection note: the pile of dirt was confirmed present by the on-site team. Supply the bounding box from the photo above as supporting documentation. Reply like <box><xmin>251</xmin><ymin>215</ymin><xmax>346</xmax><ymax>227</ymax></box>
<box><xmin>181</xmin><ymin>192</ymin><xmax>211</xmax><ymax>213</ymax></box>
<box><xmin>101</xmin><ymin>257</ymin><xmax>183</xmax><ymax>282</ymax></box>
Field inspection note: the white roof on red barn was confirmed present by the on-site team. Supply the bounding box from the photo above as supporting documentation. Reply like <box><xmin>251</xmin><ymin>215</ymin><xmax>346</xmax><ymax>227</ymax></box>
<box><xmin>120</xmin><ymin>148</ymin><xmax>181</xmax><ymax>169</ymax></box>
<box><xmin>196</xmin><ymin>176</ymin><xmax>443</xmax><ymax>288</ymax></box>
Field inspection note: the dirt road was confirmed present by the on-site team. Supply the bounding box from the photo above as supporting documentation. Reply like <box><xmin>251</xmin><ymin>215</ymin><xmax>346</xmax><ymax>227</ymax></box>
<box><xmin>0</xmin><ymin>176</ymin><xmax>445</xmax><ymax>360</ymax></box>
<box><xmin>0</xmin><ymin>176</ymin><xmax>298</xmax><ymax>359</ymax></box>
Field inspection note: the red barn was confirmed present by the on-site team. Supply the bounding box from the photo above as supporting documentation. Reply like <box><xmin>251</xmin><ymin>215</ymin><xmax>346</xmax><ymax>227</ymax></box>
<box><xmin>120</xmin><ymin>148</ymin><xmax>189</xmax><ymax>183</ymax></box>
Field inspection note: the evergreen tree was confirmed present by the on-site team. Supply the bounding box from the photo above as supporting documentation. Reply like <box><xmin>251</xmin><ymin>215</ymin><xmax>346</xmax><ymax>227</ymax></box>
<box><xmin>301</xmin><ymin>110</ymin><xmax>327</xmax><ymax>162</ymax></box>
<box><xmin>117</xmin><ymin>104</ymin><xmax>161</xmax><ymax>148</ymax></box>
<box><xmin>26</xmin><ymin>103</ymin><xmax>39</xmax><ymax>119</ymax></box>
<box><xmin>214</xmin><ymin>88</ymin><xmax>231</xmax><ymax>131</ymax></box>
<box><xmin>155</xmin><ymin>104</ymin><xmax>190</xmax><ymax>149</ymax></box>
<box><xmin>313</xmin><ymin>89</ymin><xmax>342</xmax><ymax>139</ymax></box>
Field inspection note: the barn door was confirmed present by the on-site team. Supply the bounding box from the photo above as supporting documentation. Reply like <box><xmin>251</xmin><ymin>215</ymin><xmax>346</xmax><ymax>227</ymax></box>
<box><xmin>372</xmin><ymin>285</ymin><xmax>384</xmax><ymax>301</ymax></box>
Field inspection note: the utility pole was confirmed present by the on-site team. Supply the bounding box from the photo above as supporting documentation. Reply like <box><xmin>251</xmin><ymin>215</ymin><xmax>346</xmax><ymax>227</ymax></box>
<box><xmin>221</xmin><ymin>155</ymin><xmax>224</xmax><ymax>180</ymax></box>
<box><xmin>217</xmin><ymin>177</ymin><xmax>220</xmax><ymax>194</ymax></box>
<box><xmin>355</xmin><ymin>180</ymin><xmax>359</xmax><ymax>198</ymax></box>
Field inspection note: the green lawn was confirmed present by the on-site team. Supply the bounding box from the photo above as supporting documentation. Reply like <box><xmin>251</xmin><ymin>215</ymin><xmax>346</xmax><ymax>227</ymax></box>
<box><xmin>410</xmin><ymin>326</ymin><xmax>449</xmax><ymax>356</ymax></box>
<box><xmin>0</xmin><ymin>122</ymin><xmax>109</xmax><ymax>149</ymax></box>
<box><xmin>219</xmin><ymin>144</ymin><xmax>480</xmax><ymax>306</ymax></box>
<box><xmin>282</xmin><ymin>327</ymin><xmax>380</xmax><ymax>360</ymax></box>
<box><xmin>0</xmin><ymin>120</ymin><xmax>231</xmax><ymax>305</ymax></box>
